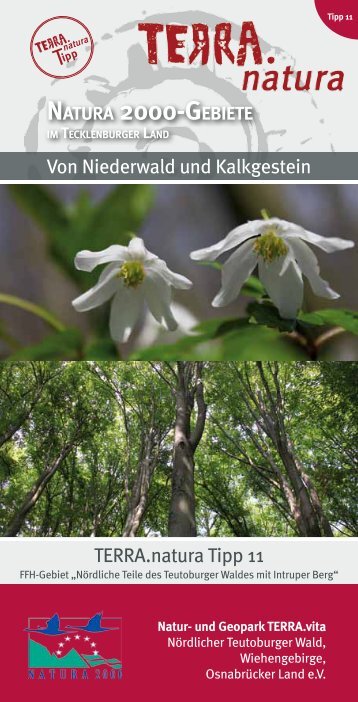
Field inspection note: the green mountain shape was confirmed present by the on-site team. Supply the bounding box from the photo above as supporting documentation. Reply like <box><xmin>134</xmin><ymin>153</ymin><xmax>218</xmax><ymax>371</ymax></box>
<box><xmin>83</xmin><ymin>654</ymin><xmax>122</xmax><ymax>668</ymax></box>
<box><xmin>29</xmin><ymin>639</ymin><xmax>89</xmax><ymax>668</ymax></box>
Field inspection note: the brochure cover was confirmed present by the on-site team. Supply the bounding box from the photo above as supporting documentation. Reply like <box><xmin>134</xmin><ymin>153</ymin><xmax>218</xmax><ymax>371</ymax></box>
<box><xmin>0</xmin><ymin>2</ymin><xmax>357</xmax><ymax>702</ymax></box>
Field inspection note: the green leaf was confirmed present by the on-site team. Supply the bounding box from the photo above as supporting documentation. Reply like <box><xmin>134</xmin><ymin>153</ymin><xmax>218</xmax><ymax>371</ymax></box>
<box><xmin>8</xmin><ymin>329</ymin><xmax>83</xmax><ymax>360</ymax></box>
<box><xmin>9</xmin><ymin>184</ymin><xmax>154</xmax><ymax>287</ymax></box>
<box><xmin>90</xmin><ymin>185</ymin><xmax>153</xmax><ymax>244</ymax></box>
<box><xmin>84</xmin><ymin>339</ymin><xmax>119</xmax><ymax>360</ymax></box>
<box><xmin>196</xmin><ymin>260</ymin><xmax>223</xmax><ymax>271</ymax></box>
<box><xmin>132</xmin><ymin>334</ymin><xmax>206</xmax><ymax>360</ymax></box>
<box><xmin>133</xmin><ymin>321</ymin><xmax>306</xmax><ymax>361</ymax></box>
<box><xmin>241</xmin><ymin>276</ymin><xmax>266</xmax><ymax>299</ymax></box>
<box><xmin>8</xmin><ymin>184</ymin><xmax>69</xmax><ymax>236</ymax></box>
<box><xmin>191</xmin><ymin>306</ymin><xmax>295</xmax><ymax>341</ymax></box>
<box><xmin>8</xmin><ymin>185</ymin><xmax>77</xmax><ymax>283</ymax></box>
<box><xmin>218</xmin><ymin>326</ymin><xmax>305</xmax><ymax>360</ymax></box>
<box><xmin>193</xmin><ymin>317</ymin><xmax>247</xmax><ymax>337</ymax></box>
<box><xmin>299</xmin><ymin>309</ymin><xmax>358</xmax><ymax>335</ymax></box>
<box><xmin>0</xmin><ymin>293</ymin><xmax>65</xmax><ymax>332</ymax></box>
<box><xmin>247</xmin><ymin>301</ymin><xmax>296</xmax><ymax>332</ymax></box>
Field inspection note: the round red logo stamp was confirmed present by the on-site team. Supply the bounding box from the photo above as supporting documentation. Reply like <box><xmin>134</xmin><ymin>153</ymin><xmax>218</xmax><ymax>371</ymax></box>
<box><xmin>30</xmin><ymin>16</ymin><xmax>94</xmax><ymax>79</ymax></box>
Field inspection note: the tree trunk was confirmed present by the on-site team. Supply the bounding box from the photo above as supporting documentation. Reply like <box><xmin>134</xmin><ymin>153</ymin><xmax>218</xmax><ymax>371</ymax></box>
<box><xmin>274</xmin><ymin>440</ymin><xmax>320</xmax><ymax>536</ymax></box>
<box><xmin>0</xmin><ymin>391</ymin><xmax>42</xmax><ymax>448</ymax></box>
<box><xmin>40</xmin><ymin>491</ymin><xmax>53</xmax><ymax>536</ymax></box>
<box><xmin>168</xmin><ymin>362</ymin><xmax>207</xmax><ymax>537</ymax></box>
<box><xmin>255</xmin><ymin>362</ymin><xmax>330</xmax><ymax>537</ymax></box>
<box><xmin>122</xmin><ymin>432</ymin><xmax>156</xmax><ymax>537</ymax></box>
<box><xmin>169</xmin><ymin>426</ymin><xmax>196</xmax><ymax>537</ymax></box>
<box><xmin>4</xmin><ymin>442</ymin><xmax>75</xmax><ymax>536</ymax></box>
<box><xmin>298</xmin><ymin>465</ymin><xmax>334</xmax><ymax>537</ymax></box>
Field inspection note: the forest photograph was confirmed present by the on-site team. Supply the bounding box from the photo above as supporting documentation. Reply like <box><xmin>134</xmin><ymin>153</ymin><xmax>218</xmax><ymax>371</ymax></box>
<box><xmin>0</xmin><ymin>183</ymin><xmax>357</xmax><ymax>362</ymax></box>
<box><xmin>0</xmin><ymin>360</ymin><xmax>356</xmax><ymax>539</ymax></box>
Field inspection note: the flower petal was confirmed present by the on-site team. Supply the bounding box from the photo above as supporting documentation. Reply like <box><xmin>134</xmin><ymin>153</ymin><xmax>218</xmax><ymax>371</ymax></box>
<box><xmin>75</xmin><ymin>245</ymin><xmax>127</xmax><ymax>272</ymax></box>
<box><xmin>136</xmin><ymin>303</ymin><xmax>199</xmax><ymax>348</ymax></box>
<box><xmin>282</xmin><ymin>224</ymin><xmax>354</xmax><ymax>253</ymax></box>
<box><xmin>147</xmin><ymin>259</ymin><xmax>193</xmax><ymax>290</ymax></box>
<box><xmin>212</xmin><ymin>240</ymin><xmax>258</xmax><ymax>307</ymax></box>
<box><xmin>190</xmin><ymin>220</ymin><xmax>264</xmax><ymax>261</ymax></box>
<box><xmin>143</xmin><ymin>273</ymin><xmax>178</xmax><ymax>331</ymax></box>
<box><xmin>289</xmin><ymin>239</ymin><xmax>339</xmax><ymax>299</ymax></box>
<box><xmin>72</xmin><ymin>263</ymin><xmax>119</xmax><ymax>312</ymax></box>
<box><xmin>109</xmin><ymin>286</ymin><xmax>143</xmax><ymax>343</ymax></box>
<box><xmin>126</xmin><ymin>237</ymin><xmax>158</xmax><ymax>261</ymax></box>
<box><xmin>258</xmin><ymin>258</ymin><xmax>303</xmax><ymax>319</ymax></box>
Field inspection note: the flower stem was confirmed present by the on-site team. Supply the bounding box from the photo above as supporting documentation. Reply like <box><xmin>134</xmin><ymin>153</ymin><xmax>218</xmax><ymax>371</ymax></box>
<box><xmin>288</xmin><ymin>325</ymin><xmax>346</xmax><ymax>359</ymax></box>
<box><xmin>260</xmin><ymin>209</ymin><xmax>271</xmax><ymax>220</ymax></box>
<box><xmin>315</xmin><ymin>326</ymin><xmax>345</xmax><ymax>350</ymax></box>
<box><xmin>287</xmin><ymin>330</ymin><xmax>317</xmax><ymax>359</ymax></box>
<box><xmin>0</xmin><ymin>293</ymin><xmax>65</xmax><ymax>332</ymax></box>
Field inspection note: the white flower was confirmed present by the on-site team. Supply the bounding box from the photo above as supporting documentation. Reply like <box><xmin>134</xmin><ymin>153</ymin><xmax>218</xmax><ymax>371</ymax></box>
<box><xmin>135</xmin><ymin>302</ymin><xmax>199</xmax><ymax>349</ymax></box>
<box><xmin>72</xmin><ymin>238</ymin><xmax>193</xmax><ymax>342</ymax></box>
<box><xmin>190</xmin><ymin>217</ymin><xmax>354</xmax><ymax>319</ymax></box>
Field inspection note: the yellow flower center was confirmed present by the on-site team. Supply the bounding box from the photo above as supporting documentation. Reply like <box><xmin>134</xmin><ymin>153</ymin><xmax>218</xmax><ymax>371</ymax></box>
<box><xmin>117</xmin><ymin>260</ymin><xmax>145</xmax><ymax>288</ymax></box>
<box><xmin>253</xmin><ymin>229</ymin><xmax>288</xmax><ymax>263</ymax></box>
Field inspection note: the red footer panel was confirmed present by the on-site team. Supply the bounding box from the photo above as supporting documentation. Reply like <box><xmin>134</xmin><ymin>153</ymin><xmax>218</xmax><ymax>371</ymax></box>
<box><xmin>1</xmin><ymin>584</ymin><xmax>355</xmax><ymax>701</ymax></box>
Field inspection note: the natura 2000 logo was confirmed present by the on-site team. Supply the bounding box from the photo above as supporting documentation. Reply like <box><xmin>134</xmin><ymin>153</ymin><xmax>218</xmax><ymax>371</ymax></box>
<box><xmin>26</xmin><ymin>612</ymin><xmax>122</xmax><ymax>680</ymax></box>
